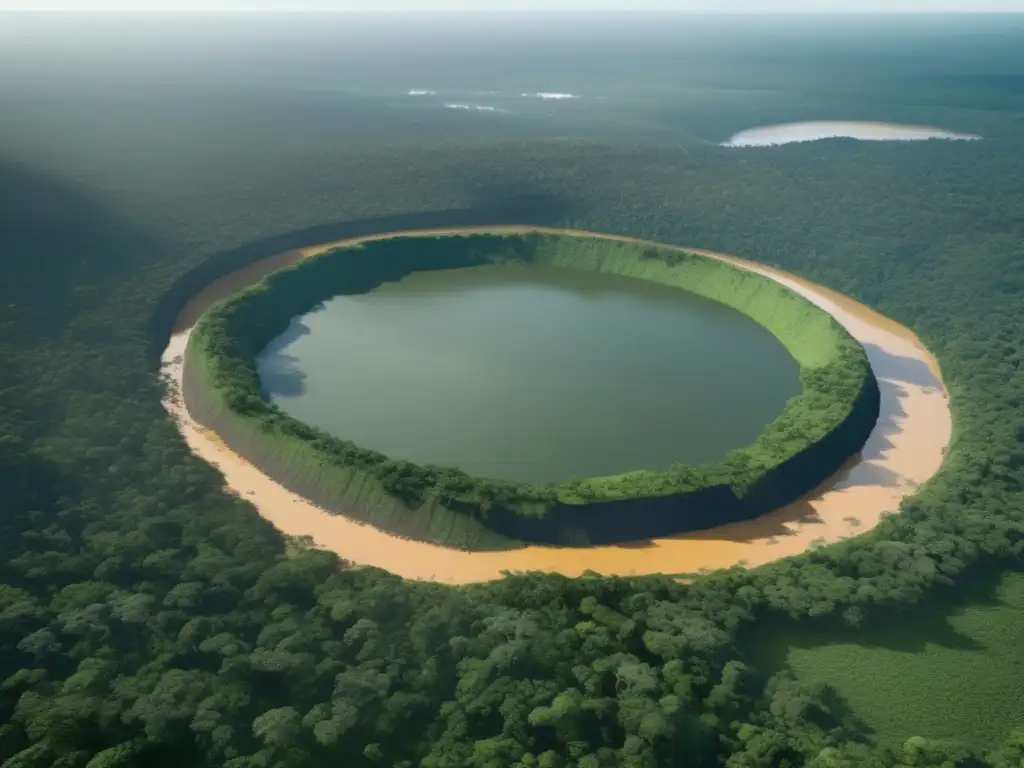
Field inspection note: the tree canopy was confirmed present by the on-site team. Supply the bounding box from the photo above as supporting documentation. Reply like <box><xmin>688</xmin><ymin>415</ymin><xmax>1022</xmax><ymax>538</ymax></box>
<box><xmin>2</xmin><ymin>17</ymin><xmax>1024</xmax><ymax>767</ymax></box>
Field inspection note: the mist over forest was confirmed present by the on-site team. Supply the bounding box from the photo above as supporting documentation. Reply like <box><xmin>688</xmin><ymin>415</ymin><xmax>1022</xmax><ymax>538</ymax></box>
<box><xmin>1</xmin><ymin>11</ymin><xmax>1024</xmax><ymax>768</ymax></box>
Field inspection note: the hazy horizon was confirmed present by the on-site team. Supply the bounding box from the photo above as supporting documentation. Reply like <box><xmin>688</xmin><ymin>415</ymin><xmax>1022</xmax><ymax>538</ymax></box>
<box><xmin>3</xmin><ymin>0</ymin><xmax>1024</xmax><ymax>12</ymax></box>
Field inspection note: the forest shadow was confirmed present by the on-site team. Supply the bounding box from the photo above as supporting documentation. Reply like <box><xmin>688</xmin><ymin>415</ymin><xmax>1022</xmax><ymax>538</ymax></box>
<box><xmin>612</xmin><ymin>449</ymin><xmax>908</xmax><ymax>550</ymax></box>
<box><xmin>0</xmin><ymin>157</ymin><xmax>169</xmax><ymax>344</ymax></box>
<box><xmin>678</xmin><ymin>498</ymin><xmax>824</xmax><ymax>545</ymax></box>
<box><xmin>734</xmin><ymin>566</ymin><xmax>1024</xmax><ymax>737</ymax></box>
<box><xmin>611</xmin><ymin>493</ymin><xmax>827</xmax><ymax>549</ymax></box>
<box><xmin>149</xmin><ymin>191</ymin><xmax>572</xmax><ymax>357</ymax></box>
<box><xmin>817</xmin><ymin>686</ymin><xmax>877</xmax><ymax>742</ymax></box>
<box><xmin>624</xmin><ymin>450</ymin><xmax>903</xmax><ymax>550</ymax></box>
<box><xmin>741</xmin><ymin>562</ymin><xmax>1023</xmax><ymax>674</ymax></box>
<box><xmin>0</xmin><ymin>439</ymin><xmax>80</xmax><ymax>575</ymax></box>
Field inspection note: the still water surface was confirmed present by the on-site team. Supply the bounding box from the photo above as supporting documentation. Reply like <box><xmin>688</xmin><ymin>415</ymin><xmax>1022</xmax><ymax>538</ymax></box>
<box><xmin>258</xmin><ymin>264</ymin><xmax>800</xmax><ymax>483</ymax></box>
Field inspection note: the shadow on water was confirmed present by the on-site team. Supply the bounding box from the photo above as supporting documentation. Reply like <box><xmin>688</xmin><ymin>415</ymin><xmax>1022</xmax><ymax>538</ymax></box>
<box><xmin>831</xmin><ymin>459</ymin><xmax>905</xmax><ymax>492</ymax></box>
<box><xmin>149</xmin><ymin>191</ymin><xmax>573</xmax><ymax>355</ymax></box>
<box><xmin>853</xmin><ymin>378</ymin><xmax>908</xmax><ymax>467</ymax></box>
<box><xmin>612</xmin><ymin>490</ymin><xmax>828</xmax><ymax>550</ymax></box>
<box><xmin>679</xmin><ymin>499</ymin><xmax>825</xmax><ymax>545</ymax></box>
<box><xmin>258</xmin><ymin>319</ymin><xmax>311</xmax><ymax>398</ymax></box>
<box><xmin>863</xmin><ymin>340</ymin><xmax>943</xmax><ymax>393</ymax></box>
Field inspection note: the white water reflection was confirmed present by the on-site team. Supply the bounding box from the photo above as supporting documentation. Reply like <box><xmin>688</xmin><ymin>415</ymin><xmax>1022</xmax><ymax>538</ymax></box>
<box><xmin>724</xmin><ymin>121</ymin><xmax>981</xmax><ymax>147</ymax></box>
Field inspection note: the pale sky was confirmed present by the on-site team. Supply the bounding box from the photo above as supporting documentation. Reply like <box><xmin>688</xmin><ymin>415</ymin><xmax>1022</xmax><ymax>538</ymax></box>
<box><xmin>3</xmin><ymin>0</ymin><xmax>1023</xmax><ymax>11</ymax></box>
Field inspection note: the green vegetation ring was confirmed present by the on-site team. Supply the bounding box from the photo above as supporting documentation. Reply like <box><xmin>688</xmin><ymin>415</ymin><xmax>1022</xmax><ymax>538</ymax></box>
<box><xmin>184</xmin><ymin>231</ymin><xmax>879</xmax><ymax>549</ymax></box>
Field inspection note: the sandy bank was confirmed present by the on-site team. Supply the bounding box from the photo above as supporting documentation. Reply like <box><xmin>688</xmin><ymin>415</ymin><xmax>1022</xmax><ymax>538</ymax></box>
<box><xmin>160</xmin><ymin>227</ymin><xmax>951</xmax><ymax>584</ymax></box>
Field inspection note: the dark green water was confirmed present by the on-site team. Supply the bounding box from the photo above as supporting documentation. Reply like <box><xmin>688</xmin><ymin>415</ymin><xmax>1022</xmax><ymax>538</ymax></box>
<box><xmin>257</xmin><ymin>264</ymin><xmax>801</xmax><ymax>484</ymax></box>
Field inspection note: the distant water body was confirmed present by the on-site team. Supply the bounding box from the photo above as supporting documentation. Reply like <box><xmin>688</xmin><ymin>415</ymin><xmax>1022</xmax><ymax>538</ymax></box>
<box><xmin>258</xmin><ymin>264</ymin><xmax>800</xmax><ymax>484</ymax></box>
<box><xmin>723</xmin><ymin>121</ymin><xmax>982</xmax><ymax>147</ymax></box>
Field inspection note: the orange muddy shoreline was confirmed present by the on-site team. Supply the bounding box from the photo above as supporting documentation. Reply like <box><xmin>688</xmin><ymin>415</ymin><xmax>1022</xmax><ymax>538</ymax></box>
<box><xmin>160</xmin><ymin>227</ymin><xmax>951</xmax><ymax>584</ymax></box>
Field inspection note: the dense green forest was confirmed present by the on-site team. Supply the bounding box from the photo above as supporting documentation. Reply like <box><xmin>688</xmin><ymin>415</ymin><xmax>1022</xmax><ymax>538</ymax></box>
<box><xmin>186</xmin><ymin>231</ymin><xmax>875</xmax><ymax>547</ymax></box>
<box><xmin>2</xmin><ymin>12</ymin><xmax>1024</xmax><ymax>767</ymax></box>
